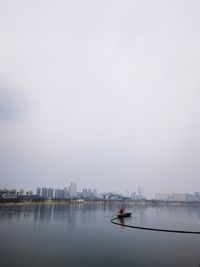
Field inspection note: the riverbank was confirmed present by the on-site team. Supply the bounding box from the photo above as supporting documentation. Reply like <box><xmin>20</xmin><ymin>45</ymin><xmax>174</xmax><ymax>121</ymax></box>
<box><xmin>0</xmin><ymin>199</ymin><xmax>199</xmax><ymax>206</ymax></box>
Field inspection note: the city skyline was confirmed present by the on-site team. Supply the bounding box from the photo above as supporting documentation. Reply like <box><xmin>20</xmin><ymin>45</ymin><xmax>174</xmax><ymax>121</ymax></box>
<box><xmin>1</xmin><ymin>179</ymin><xmax>199</xmax><ymax>199</ymax></box>
<box><xmin>2</xmin><ymin>182</ymin><xmax>200</xmax><ymax>201</ymax></box>
<box><xmin>1</xmin><ymin>184</ymin><xmax>200</xmax><ymax>202</ymax></box>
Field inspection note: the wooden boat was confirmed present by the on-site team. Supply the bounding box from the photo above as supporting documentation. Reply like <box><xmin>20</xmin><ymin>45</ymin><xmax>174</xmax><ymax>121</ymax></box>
<box><xmin>117</xmin><ymin>212</ymin><xmax>132</xmax><ymax>218</ymax></box>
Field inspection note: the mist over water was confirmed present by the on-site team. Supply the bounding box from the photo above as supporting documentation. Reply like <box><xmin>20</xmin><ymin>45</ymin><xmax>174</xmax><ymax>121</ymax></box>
<box><xmin>1</xmin><ymin>203</ymin><xmax>200</xmax><ymax>267</ymax></box>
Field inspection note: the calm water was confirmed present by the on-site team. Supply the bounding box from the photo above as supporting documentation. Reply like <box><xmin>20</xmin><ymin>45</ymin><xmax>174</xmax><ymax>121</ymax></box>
<box><xmin>1</xmin><ymin>203</ymin><xmax>200</xmax><ymax>267</ymax></box>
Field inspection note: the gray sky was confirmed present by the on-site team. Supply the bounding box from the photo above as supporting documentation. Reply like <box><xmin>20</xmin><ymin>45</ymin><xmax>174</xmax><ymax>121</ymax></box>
<box><xmin>0</xmin><ymin>0</ymin><xmax>200</xmax><ymax>197</ymax></box>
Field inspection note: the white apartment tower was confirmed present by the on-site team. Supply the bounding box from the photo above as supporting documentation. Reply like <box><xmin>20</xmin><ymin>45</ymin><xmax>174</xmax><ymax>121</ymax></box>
<box><xmin>69</xmin><ymin>182</ymin><xmax>77</xmax><ymax>198</ymax></box>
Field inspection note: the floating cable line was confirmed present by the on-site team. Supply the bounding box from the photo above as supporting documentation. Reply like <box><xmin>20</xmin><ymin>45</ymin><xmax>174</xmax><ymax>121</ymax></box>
<box><xmin>111</xmin><ymin>217</ymin><xmax>200</xmax><ymax>234</ymax></box>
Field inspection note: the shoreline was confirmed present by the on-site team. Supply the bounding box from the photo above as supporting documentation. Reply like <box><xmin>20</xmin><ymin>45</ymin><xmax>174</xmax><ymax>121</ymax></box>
<box><xmin>0</xmin><ymin>200</ymin><xmax>200</xmax><ymax>206</ymax></box>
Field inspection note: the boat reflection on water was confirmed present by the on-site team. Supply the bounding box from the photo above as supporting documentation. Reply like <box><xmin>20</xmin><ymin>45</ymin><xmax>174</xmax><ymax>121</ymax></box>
<box><xmin>117</xmin><ymin>207</ymin><xmax>132</xmax><ymax>226</ymax></box>
<box><xmin>117</xmin><ymin>214</ymin><xmax>132</xmax><ymax>227</ymax></box>
<box><xmin>119</xmin><ymin>217</ymin><xmax>125</xmax><ymax>225</ymax></box>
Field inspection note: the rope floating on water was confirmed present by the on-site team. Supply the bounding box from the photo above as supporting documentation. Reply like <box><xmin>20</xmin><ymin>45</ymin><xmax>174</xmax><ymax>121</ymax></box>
<box><xmin>111</xmin><ymin>217</ymin><xmax>200</xmax><ymax>235</ymax></box>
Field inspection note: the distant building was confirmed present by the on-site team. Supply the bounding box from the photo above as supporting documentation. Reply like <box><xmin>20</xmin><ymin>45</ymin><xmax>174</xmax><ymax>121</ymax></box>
<box><xmin>18</xmin><ymin>189</ymin><xmax>25</xmax><ymax>196</ymax></box>
<box><xmin>36</xmin><ymin>188</ymin><xmax>41</xmax><ymax>196</ymax></box>
<box><xmin>64</xmin><ymin>187</ymin><xmax>69</xmax><ymax>199</ymax></box>
<box><xmin>2</xmin><ymin>193</ymin><xmax>17</xmax><ymax>199</ymax></box>
<box><xmin>125</xmin><ymin>190</ymin><xmax>130</xmax><ymax>198</ymax></box>
<box><xmin>82</xmin><ymin>188</ymin><xmax>97</xmax><ymax>199</ymax></box>
<box><xmin>0</xmin><ymin>189</ymin><xmax>7</xmax><ymax>198</ymax></box>
<box><xmin>93</xmin><ymin>189</ymin><xmax>97</xmax><ymax>198</ymax></box>
<box><xmin>55</xmin><ymin>189</ymin><xmax>64</xmax><ymax>199</ymax></box>
<box><xmin>131</xmin><ymin>192</ymin><xmax>137</xmax><ymax>200</ymax></box>
<box><xmin>77</xmin><ymin>192</ymin><xmax>82</xmax><ymax>198</ymax></box>
<box><xmin>154</xmin><ymin>192</ymin><xmax>196</xmax><ymax>202</ymax></box>
<box><xmin>103</xmin><ymin>193</ymin><xmax>123</xmax><ymax>200</ymax></box>
<box><xmin>47</xmin><ymin>188</ymin><xmax>54</xmax><ymax>199</ymax></box>
<box><xmin>55</xmin><ymin>189</ymin><xmax>59</xmax><ymax>199</ymax></box>
<box><xmin>87</xmin><ymin>189</ymin><xmax>92</xmax><ymax>198</ymax></box>
<box><xmin>194</xmin><ymin>192</ymin><xmax>200</xmax><ymax>202</ymax></box>
<box><xmin>138</xmin><ymin>186</ymin><xmax>145</xmax><ymax>199</ymax></box>
<box><xmin>69</xmin><ymin>183</ymin><xmax>77</xmax><ymax>198</ymax></box>
<box><xmin>82</xmin><ymin>188</ymin><xmax>87</xmax><ymax>198</ymax></box>
<box><xmin>59</xmin><ymin>189</ymin><xmax>64</xmax><ymax>199</ymax></box>
<box><xmin>41</xmin><ymin>187</ymin><xmax>48</xmax><ymax>198</ymax></box>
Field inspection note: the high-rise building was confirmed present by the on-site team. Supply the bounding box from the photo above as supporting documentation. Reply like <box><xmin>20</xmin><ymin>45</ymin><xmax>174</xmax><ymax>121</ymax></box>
<box><xmin>55</xmin><ymin>189</ymin><xmax>60</xmax><ymax>199</ymax></box>
<box><xmin>83</xmin><ymin>188</ymin><xmax>87</xmax><ymax>198</ymax></box>
<box><xmin>59</xmin><ymin>189</ymin><xmax>64</xmax><ymax>199</ymax></box>
<box><xmin>138</xmin><ymin>186</ymin><xmax>144</xmax><ymax>199</ymax></box>
<box><xmin>55</xmin><ymin>189</ymin><xmax>64</xmax><ymax>199</ymax></box>
<box><xmin>64</xmin><ymin>187</ymin><xmax>69</xmax><ymax>199</ymax></box>
<box><xmin>41</xmin><ymin>187</ymin><xmax>48</xmax><ymax>198</ymax></box>
<box><xmin>36</xmin><ymin>188</ymin><xmax>41</xmax><ymax>196</ymax></box>
<box><xmin>47</xmin><ymin>188</ymin><xmax>54</xmax><ymax>199</ymax></box>
<box><xmin>69</xmin><ymin>182</ymin><xmax>77</xmax><ymax>198</ymax></box>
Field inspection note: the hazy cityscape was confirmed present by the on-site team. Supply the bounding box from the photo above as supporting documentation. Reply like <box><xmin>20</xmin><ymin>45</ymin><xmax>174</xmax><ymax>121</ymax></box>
<box><xmin>1</xmin><ymin>183</ymin><xmax>200</xmax><ymax>203</ymax></box>
<box><xmin>0</xmin><ymin>183</ymin><xmax>144</xmax><ymax>201</ymax></box>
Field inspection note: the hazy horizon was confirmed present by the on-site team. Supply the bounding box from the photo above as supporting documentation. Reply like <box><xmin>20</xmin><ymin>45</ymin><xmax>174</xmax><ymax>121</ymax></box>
<box><xmin>0</xmin><ymin>0</ymin><xmax>200</xmax><ymax>198</ymax></box>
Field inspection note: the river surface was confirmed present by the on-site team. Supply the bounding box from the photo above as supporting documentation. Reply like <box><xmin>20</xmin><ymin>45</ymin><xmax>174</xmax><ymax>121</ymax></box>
<box><xmin>0</xmin><ymin>203</ymin><xmax>200</xmax><ymax>267</ymax></box>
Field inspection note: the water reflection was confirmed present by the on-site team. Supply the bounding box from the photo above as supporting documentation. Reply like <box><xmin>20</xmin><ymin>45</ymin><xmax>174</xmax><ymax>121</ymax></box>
<box><xmin>0</xmin><ymin>204</ymin><xmax>102</xmax><ymax>229</ymax></box>
<box><xmin>1</xmin><ymin>203</ymin><xmax>200</xmax><ymax>226</ymax></box>
<box><xmin>1</xmin><ymin>204</ymin><xmax>200</xmax><ymax>267</ymax></box>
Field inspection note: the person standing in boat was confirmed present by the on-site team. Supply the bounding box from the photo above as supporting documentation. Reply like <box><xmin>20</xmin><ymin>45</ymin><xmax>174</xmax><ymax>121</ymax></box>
<box><xmin>119</xmin><ymin>207</ymin><xmax>125</xmax><ymax>215</ymax></box>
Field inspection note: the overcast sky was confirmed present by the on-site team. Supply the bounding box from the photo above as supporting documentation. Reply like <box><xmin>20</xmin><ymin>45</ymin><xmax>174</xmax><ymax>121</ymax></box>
<box><xmin>0</xmin><ymin>0</ymin><xmax>200</xmax><ymax>197</ymax></box>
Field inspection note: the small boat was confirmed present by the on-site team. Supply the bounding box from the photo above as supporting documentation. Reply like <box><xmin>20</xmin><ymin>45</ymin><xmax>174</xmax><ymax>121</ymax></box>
<box><xmin>117</xmin><ymin>212</ymin><xmax>132</xmax><ymax>218</ymax></box>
